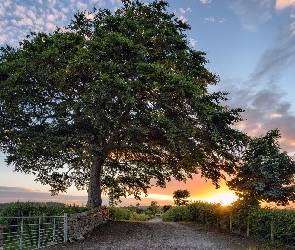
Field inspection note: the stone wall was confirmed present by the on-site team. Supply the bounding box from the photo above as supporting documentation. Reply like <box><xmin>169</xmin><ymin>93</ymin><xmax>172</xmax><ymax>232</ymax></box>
<box><xmin>67</xmin><ymin>206</ymin><xmax>109</xmax><ymax>241</ymax></box>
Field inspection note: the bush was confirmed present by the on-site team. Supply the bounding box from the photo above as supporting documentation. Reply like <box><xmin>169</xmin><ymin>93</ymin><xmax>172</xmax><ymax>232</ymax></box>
<box><xmin>130</xmin><ymin>211</ymin><xmax>153</xmax><ymax>221</ymax></box>
<box><xmin>108</xmin><ymin>207</ymin><xmax>154</xmax><ymax>221</ymax></box>
<box><xmin>162</xmin><ymin>206</ymin><xmax>190</xmax><ymax>222</ymax></box>
<box><xmin>108</xmin><ymin>207</ymin><xmax>131</xmax><ymax>221</ymax></box>
<box><xmin>162</xmin><ymin>205</ymin><xmax>172</xmax><ymax>213</ymax></box>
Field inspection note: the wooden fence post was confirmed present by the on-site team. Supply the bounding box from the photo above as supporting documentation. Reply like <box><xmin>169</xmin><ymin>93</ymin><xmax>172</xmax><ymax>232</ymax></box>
<box><xmin>229</xmin><ymin>210</ymin><xmax>233</xmax><ymax>231</ymax></box>
<box><xmin>0</xmin><ymin>225</ymin><xmax>7</xmax><ymax>250</ymax></box>
<box><xmin>270</xmin><ymin>220</ymin><xmax>274</xmax><ymax>242</ymax></box>
<box><xmin>216</xmin><ymin>212</ymin><xmax>219</xmax><ymax>227</ymax></box>
<box><xmin>246</xmin><ymin>216</ymin><xmax>250</xmax><ymax>237</ymax></box>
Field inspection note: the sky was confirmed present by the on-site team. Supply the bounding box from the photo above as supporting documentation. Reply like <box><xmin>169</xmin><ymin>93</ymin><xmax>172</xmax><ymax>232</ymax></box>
<box><xmin>1</xmin><ymin>0</ymin><xmax>295</xmax><ymax>207</ymax></box>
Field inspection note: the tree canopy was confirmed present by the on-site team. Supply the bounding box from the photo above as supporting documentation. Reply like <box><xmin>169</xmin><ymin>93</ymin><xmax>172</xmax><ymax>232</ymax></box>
<box><xmin>173</xmin><ymin>189</ymin><xmax>190</xmax><ymax>206</ymax></box>
<box><xmin>0</xmin><ymin>0</ymin><xmax>246</xmax><ymax>207</ymax></box>
<box><xmin>227</xmin><ymin>129</ymin><xmax>295</xmax><ymax>206</ymax></box>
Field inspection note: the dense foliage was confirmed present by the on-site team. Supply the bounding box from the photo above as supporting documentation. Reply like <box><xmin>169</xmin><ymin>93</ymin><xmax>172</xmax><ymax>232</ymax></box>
<box><xmin>162</xmin><ymin>201</ymin><xmax>221</xmax><ymax>222</ymax></box>
<box><xmin>173</xmin><ymin>189</ymin><xmax>190</xmax><ymax>206</ymax></box>
<box><xmin>0</xmin><ymin>201</ymin><xmax>91</xmax><ymax>230</ymax></box>
<box><xmin>227</xmin><ymin>129</ymin><xmax>295</xmax><ymax>206</ymax></box>
<box><xmin>0</xmin><ymin>0</ymin><xmax>246</xmax><ymax>207</ymax></box>
<box><xmin>0</xmin><ymin>201</ymin><xmax>90</xmax><ymax>217</ymax></box>
<box><xmin>162</xmin><ymin>200</ymin><xmax>295</xmax><ymax>246</ymax></box>
<box><xmin>108</xmin><ymin>206</ymin><xmax>153</xmax><ymax>221</ymax></box>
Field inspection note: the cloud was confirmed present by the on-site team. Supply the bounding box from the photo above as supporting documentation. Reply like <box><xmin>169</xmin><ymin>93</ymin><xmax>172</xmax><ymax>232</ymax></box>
<box><xmin>276</xmin><ymin>0</ymin><xmax>295</xmax><ymax>9</ymax></box>
<box><xmin>0</xmin><ymin>186</ymin><xmax>173</xmax><ymax>206</ymax></box>
<box><xmin>47</xmin><ymin>14</ymin><xmax>55</xmax><ymax>21</ymax></box>
<box><xmin>179</xmin><ymin>7</ymin><xmax>192</xmax><ymax>14</ymax></box>
<box><xmin>204</xmin><ymin>17</ymin><xmax>215</xmax><ymax>22</ymax></box>
<box><xmin>219</xmin><ymin>18</ymin><xmax>226</xmax><ymax>23</ymax></box>
<box><xmin>109</xmin><ymin>0</ymin><xmax>122</xmax><ymax>5</ymax></box>
<box><xmin>229</xmin><ymin>0</ymin><xmax>273</xmax><ymax>30</ymax></box>
<box><xmin>0</xmin><ymin>186</ymin><xmax>90</xmax><ymax>205</ymax></box>
<box><xmin>249</xmin><ymin>28</ymin><xmax>295</xmax><ymax>85</ymax></box>
<box><xmin>212</xmin><ymin>77</ymin><xmax>295</xmax><ymax>157</ymax></box>
<box><xmin>275</xmin><ymin>0</ymin><xmax>295</xmax><ymax>33</ymax></box>
<box><xmin>209</xmin><ymin>19</ymin><xmax>295</xmax><ymax>157</ymax></box>
<box><xmin>178</xmin><ymin>16</ymin><xmax>188</xmax><ymax>24</ymax></box>
<box><xmin>200</xmin><ymin>0</ymin><xmax>212</xmax><ymax>4</ymax></box>
<box><xmin>77</xmin><ymin>1</ymin><xmax>87</xmax><ymax>10</ymax></box>
<box><xmin>0</xmin><ymin>1</ymin><xmax>95</xmax><ymax>47</ymax></box>
<box><xmin>47</xmin><ymin>0</ymin><xmax>57</xmax><ymax>8</ymax></box>
<box><xmin>90</xmin><ymin>0</ymin><xmax>106</xmax><ymax>6</ymax></box>
<box><xmin>189</xmin><ymin>38</ymin><xmax>197</xmax><ymax>46</ymax></box>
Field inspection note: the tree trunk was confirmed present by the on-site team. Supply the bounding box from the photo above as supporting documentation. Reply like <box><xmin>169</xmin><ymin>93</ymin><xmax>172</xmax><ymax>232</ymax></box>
<box><xmin>87</xmin><ymin>156</ymin><xmax>103</xmax><ymax>207</ymax></box>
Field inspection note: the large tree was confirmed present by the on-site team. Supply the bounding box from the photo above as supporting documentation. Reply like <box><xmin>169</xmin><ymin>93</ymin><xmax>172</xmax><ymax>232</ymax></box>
<box><xmin>227</xmin><ymin>129</ymin><xmax>295</xmax><ymax>206</ymax></box>
<box><xmin>0</xmin><ymin>0</ymin><xmax>246</xmax><ymax>207</ymax></box>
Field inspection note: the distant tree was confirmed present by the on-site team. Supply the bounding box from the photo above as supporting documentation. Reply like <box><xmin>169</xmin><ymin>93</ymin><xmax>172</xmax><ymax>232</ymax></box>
<box><xmin>0</xmin><ymin>0</ymin><xmax>246</xmax><ymax>207</ymax></box>
<box><xmin>173</xmin><ymin>189</ymin><xmax>190</xmax><ymax>206</ymax></box>
<box><xmin>227</xmin><ymin>129</ymin><xmax>295</xmax><ymax>207</ymax></box>
<box><xmin>146</xmin><ymin>201</ymin><xmax>160</xmax><ymax>215</ymax></box>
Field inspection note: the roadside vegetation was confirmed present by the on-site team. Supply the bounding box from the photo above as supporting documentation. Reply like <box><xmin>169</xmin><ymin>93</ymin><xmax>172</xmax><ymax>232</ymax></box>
<box><xmin>0</xmin><ymin>201</ymin><xmax>90</xmax><ymax>224</ymax></box>
<box><xmin>109</xmin><ymin>201</ymin><xmax>161</xmax><ymax>222</ymax></box>
<box><xmin>162</xmin><ymin>200</ymin><xmax>295</xmax><ymax>247</ymax></box>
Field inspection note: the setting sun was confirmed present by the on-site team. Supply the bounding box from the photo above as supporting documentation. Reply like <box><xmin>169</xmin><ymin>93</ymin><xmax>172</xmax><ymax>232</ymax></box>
<box><xmin>203</xmin><ymin>193</ymin><xmax>238</xmax><ymax>206</ymax></box>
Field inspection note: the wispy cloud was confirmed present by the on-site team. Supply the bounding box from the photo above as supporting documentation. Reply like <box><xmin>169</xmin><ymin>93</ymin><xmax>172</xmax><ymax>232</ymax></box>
<box><xmin>211</xmin><ymin>1</ymin><xmax>295</xmax><ymax>156</ymax></box>
<box><xmin>0</xmin><ymin>186</ymin><xmax>89</xmax><ymax>205</ymax></box>
<box><xmin>219</xmin><ymin>18</ymin><xmax>226</xmax><ymax>23</ymax></box>
<box><xmin>229</xmin><ymin>0</ymin><xmax>273</xmax><ymax>31</ymax></box>
<box><xmin>179</xmin><ymin>7</ymin><xmax>192</xmax><ymax>14</ymax></box>
<box><xmin>204</xmin><ymin>17</ymin><xmax>215</xmax><ymax>23</ymax></box>
<box><xmin>276</xmin><ymin>0</ymin><xmax>295</xmax><ymax>9</ymax></box>
<box><xmin>276</xmin><ymin>0</ymin><xmax>295</xmax><ymax>34</ymax></box>
<box><xmin>200</xmin><ymin>0</ymin><xmax>212</xmax><ymax>4</ymax></box>
<box><xmin>90</xmin><ymin>0</ymin><xmax>106</xmax><ymax>6</ymax></box>
<box><xmin>189</xmin><ymin>38</ymin><xmax>197</xmax><ymax>46</ymax></box>
<box><xmin>249</xmin><ymin>27</ymin><xmax>295</xmax><ymax>86</ymax></box>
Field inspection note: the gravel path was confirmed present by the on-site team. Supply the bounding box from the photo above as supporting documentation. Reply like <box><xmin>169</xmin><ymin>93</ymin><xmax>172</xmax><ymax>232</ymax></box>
<box><xmin>45</xmin><ymin>218</ymin><xmax>294</xmax><ymax>250</ymax></box>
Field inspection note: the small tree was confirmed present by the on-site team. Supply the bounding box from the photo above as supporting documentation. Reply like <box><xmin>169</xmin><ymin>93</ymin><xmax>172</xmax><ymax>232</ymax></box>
<box><xmin>173</xmin><ymin>189</ymin><xmax>190</xmax><ymax>206</ymax></box>
<box><xmin>145</xmin><ymin>201</ymin><xmax>160</xmax><ymax>215</ymax></box>
<box><xmin>227</xmin><ymin>129</ymin><xmax>295</xmax><ymax>207</ymax></box>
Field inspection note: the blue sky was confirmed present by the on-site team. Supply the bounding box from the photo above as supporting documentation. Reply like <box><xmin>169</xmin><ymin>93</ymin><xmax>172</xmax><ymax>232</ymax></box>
<box><xmin>1</xmin><ymin>0</ymin><xmax>295</xmax><ymax>206</ymax></box>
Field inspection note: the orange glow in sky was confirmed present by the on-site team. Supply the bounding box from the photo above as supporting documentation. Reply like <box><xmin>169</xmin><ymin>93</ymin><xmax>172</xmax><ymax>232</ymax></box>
<box><xmin>147</xmin><ymin>174</ymin><xmax>238</xmax><ymax>206</ymax></box>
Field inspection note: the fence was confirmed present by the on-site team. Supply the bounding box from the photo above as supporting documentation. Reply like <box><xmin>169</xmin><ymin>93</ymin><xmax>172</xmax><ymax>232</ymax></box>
<box><xmin>0</xmin><ymin>215</ymin><xmax>67</xmax><ymax>250</ymax></box>
<box><xmin>0</xmin><ymin>206</ymin><xmax>109</xmax><ymax>250</ymax></box>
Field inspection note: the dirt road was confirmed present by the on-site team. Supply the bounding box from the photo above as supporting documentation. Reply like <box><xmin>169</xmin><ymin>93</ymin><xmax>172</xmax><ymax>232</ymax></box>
<box><xmin>45</xmin><ymin>219</ymin><xmax>292</xmax><ymax>250</ymax></box>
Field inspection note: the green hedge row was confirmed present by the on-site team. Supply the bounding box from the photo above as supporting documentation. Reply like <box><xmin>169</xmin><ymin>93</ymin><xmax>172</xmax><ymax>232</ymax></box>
<box><xmin>0</xmin><ymin>201</ymin><xmax>90</xmax><ymax>222</ymax></box>
<box><xmin>162</xmin><ymin>201</ymin><xmax>295</xmax><ymax>246</ymax></box>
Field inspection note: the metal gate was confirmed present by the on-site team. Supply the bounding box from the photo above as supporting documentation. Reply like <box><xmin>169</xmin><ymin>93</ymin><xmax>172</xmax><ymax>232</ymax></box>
<box><xmin>0</xmin><ymin>214</ymin><xmax>67</xmax><ymax>250</ymax></box>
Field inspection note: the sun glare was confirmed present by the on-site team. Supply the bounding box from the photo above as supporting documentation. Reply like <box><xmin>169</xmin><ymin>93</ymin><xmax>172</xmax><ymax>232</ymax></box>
<box><xmin>204</xmin><ymin>193</ymin><xmax>237</xmax><ymax>206</ymax></box>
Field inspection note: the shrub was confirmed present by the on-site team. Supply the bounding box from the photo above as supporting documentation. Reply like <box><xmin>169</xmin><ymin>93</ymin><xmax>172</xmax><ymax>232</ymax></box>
<box><xmin>162</xmin><ymin>206</ymin><xmax>190</xmax><ymax>222</ymax></box>
<box><xmin>162</xmin><ymin>205</ymin><xmax>172</xmax><ymax>213</ymax></box>
<box><xmin>108</xmin><ymin>207</ymin><xmax>131</xmax><ymax>221</ymax></box>
<box><xmin>129</xmin><ymin>211</ymin><xmax>153</xmax><ymax>221</ymax></box>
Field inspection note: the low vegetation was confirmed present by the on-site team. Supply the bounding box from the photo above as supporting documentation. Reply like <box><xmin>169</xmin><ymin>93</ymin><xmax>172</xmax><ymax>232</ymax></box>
<box><xmin>162</xmin><ymin>200</ymin><xmax>295</xmax><ymax>247</ymax></box>
<box><xmin>0</xmin><ymin>201</ymin><xmax>90</xmax><ymax>218</ymax></box>
<box><xmin>109</xmin><ymin>201</ymin><xmax>161</xmax><ymax>222</ymax></box>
